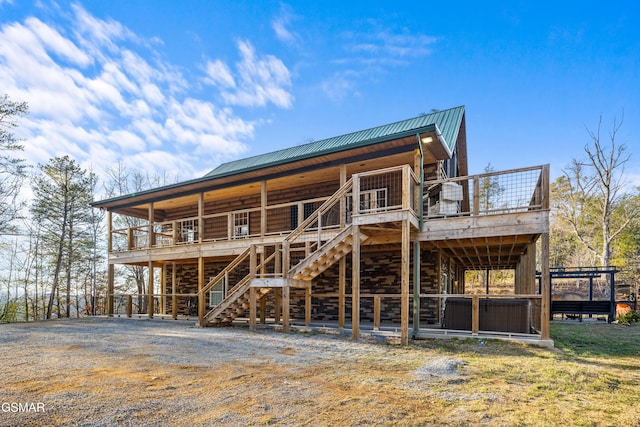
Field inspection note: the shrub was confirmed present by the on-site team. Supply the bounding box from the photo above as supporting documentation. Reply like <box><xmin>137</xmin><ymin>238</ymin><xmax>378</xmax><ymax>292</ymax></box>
<box><xmin>617</xmin><ymin>310</ymin><xmax>640</xmax><ymax>325</ymax></box>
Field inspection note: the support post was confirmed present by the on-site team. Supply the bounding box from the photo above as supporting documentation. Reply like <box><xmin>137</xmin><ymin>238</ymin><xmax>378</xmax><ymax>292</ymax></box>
<box><xmin>249</xmin><ymin>287</ymin><xmax>257</xmax><ymax>330</ymax></box>
<box><xmin>413</xmin><ymin>242</ymin><xmax>420</xmax><ymax>336</ymax></box>
<box><xmin>338</xmin><ymin>258</ymin><xmax>346</xmax><ymax>328</ymax></box>
<box><xmin>352</xmin><ymin>224</ymin><xmax>361</xmax><ymax>341</ymax></box>
<box><xmin>373</xmin><ymin>296</ymin><xmax>381</xmax><ymax>331</ymax></box>
<box><xmin>541</xmin><ymin>233</ymin><xmax>550</xmax><ymax>340</ymax></box>
<box><xmin>471</xmin><ymin>295</ymin><xmax>479</xmax><ymax>335</ymax></box>
<box><xmin>126</xmin><ymin>295</ymin><xmax>132</xmax><ymax>318</ymax></box>
<box><xmin>305</xmin><ymin>286</ymin><xmax>311</xmax><ymax>326</ymax></box>
<box><xmin>107</xmin><ymin>264</ymin><xmax>114</xmax><ymax>316</ymax></box>
<box><xmin>198</xmin><ymin>193</ymin><xmax>204</xmax><ymax>244</ymax></box>
<box><xmin>147</xmin><ymin>261</ymin><xmax>154</xmax><ymax>318</ymax></box>
<box><xmin>282</xmin><ymin>285</ymin><xmax>290</xmax><ymax>332</ymax></box>
<box><xmin>198</xmin><ymin>257</ymin><xmax>205</xmax><ymax>326</ymax></box>
<box><xmin>401</xmin><ymin>219</ymin><xmax>410</xmax><ymax>345</ymax></box>
<box><xmin>172</xmin><ymin>263</ymin><xmax>177</xmax><ymax>319</ymax></box>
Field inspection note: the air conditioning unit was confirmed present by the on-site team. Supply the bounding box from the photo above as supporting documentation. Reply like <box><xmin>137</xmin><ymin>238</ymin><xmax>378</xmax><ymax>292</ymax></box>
<box><xmin>441</xmin><ymin>182</ymin><xmax>463</xmax><ymax>201</ymax></box>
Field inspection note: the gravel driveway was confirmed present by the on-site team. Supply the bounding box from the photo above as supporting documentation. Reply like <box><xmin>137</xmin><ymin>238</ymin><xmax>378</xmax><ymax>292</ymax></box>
<box><xmin>0</xmin><ymin>317</ymin><xmax>464</xmax><ymax>426</ymax></box>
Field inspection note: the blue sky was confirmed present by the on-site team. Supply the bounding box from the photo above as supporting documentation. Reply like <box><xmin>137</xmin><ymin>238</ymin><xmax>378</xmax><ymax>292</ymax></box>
<box><xmin>1</xmin><ymin>0</ymin><xmax>639</xmax><ymax>193</ymax></box>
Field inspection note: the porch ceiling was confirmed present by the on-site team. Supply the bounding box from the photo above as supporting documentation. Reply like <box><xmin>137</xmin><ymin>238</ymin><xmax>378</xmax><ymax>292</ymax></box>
<box><xmin>110</xmin><ymin>147</ymin><xmax>425</xmax><ymax>218</ymax></box>
<box><xmin>425</xmin><ymin>234</ymin><xmax>538</xmax><ymax>270</ymax></box>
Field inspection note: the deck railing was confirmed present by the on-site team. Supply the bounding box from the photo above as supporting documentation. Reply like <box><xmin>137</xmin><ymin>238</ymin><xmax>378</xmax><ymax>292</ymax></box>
<box><xmin>423</xmin><ymin>165</ymin><xmax>549</xmax><ymax>218</ymax></box>
<box><xmin>110</xmin><ymin>164</ymin><xmax>420</xmax><ymax>253</ymax></box>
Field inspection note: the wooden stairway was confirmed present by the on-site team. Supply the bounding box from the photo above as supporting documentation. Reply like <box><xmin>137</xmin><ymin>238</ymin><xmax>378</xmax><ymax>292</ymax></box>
<box><xmin>203</xmin><ymin>277</ymin><xmax>271</xmax><ymax>326</ymax></box>
<box><xmin>289</xmin><ymin>224</ymin><xmax>368</xmax><ymax>281</ymax></box>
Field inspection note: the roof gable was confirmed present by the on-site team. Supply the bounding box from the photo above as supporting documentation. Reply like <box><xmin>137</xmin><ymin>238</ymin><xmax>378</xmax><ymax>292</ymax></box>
<box><xmin>206</xmin><ymin>105</ymin><xmax>465</xmax><ymax>178</ymax></box>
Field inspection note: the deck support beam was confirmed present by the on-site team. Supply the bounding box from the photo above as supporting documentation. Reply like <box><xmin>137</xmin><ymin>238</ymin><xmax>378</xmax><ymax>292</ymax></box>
<box><xmin>282</xmin><ymin>285</ymin><xmax>290</xmax><ymax>332</ymax></box>
<box><xmin>541</xmin><ymin>232</ymin><xmax>550</xmax><ymax>340</ymax></box>
<box><xmin>107</xmin><ymin>264</ymin><xmax>114</xmax><ymax>316</ymax></box>
<box><xmin>147</xmin><ymin>261</ymin><xmax>154</xmax><ymax>318</ymax></box>
<box><xmin>352</xmin><ymin>224</ymin><xmax>361</xmax><ymax>340</ymax></box>
<box><xmin>401</xmin><ymin>219</ymin><xmax>410</xmax><ymax>346</ymax></box>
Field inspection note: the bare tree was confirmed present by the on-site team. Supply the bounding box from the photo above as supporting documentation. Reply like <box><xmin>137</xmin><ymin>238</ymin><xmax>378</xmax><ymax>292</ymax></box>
<box><xmin>554</xmin><ymin>113</ymin><xmax>638</xmax><ymax>267</ymax></box>
<box><xmin>583</xmin><ymin>114</ymin><xmax>637</xmax><ymax>267</ymax></box>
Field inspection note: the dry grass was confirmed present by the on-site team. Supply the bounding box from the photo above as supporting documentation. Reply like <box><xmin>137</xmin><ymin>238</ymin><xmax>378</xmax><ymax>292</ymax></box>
<box><xmin>0</xmin><ymin>318</ymin><xmax>639</xmax><ymax>426</ymax></box>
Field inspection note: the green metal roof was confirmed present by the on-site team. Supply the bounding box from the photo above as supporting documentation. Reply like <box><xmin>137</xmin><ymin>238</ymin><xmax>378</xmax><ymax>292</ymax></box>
<box><xmin>205</xmin><ymin>105</ymin><xmax>465</xmax><ymax>178</ymax></box>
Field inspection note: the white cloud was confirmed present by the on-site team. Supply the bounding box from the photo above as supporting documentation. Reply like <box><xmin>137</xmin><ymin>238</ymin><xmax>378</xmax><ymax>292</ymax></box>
<box><xmin>220</xmin><ymin>40</ymin><xmax>293</xmax><ymax>108</ymax></box>
<box><xmin>203</xmin><ymin>59</ymin><xmax>236</xmax><ymax>88</ymax></box>
<box><xmin>321</xmin><ymin>26</ymin><xmax>439</xmax><ymax>102</ymax></box>
<box><xmin>0</xmin><ymin>3</ymin><xmax>288</xmax><ymax>185</ymax></box>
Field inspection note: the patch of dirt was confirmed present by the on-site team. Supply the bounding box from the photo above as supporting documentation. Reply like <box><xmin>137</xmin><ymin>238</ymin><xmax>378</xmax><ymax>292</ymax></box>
<box><xmin>0</xmin><ymin>318</ymin><xmax>481</xmax><ymax>426</ymax></box>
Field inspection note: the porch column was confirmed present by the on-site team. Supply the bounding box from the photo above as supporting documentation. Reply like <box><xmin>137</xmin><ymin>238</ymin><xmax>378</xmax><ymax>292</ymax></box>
<box><xmin>107</xmin><ymin>264</ymin><xmax>114</xmax><ymax>316</ymax></box>
<box><xmin>147</xmin><ymin>261</ymin><xmax>154</xmax><ymax>318</ymax></box>
<box><xmin>198</xmin><ymin>257</ymin><xmax>205</xmax><ymax>324</ymax></box>
<box><xmin>338</xmin><ymin>164</ymin><xmax>347</xmax><ymax>328</ymax></box>
<box><xmin>274</xmin><ymin>244</ymin><xmax>282</xmax><ymax>323</ymax></box>
<box><xmin>401</xmin><ymin>219</ymin><xmax>410</xmax><ymax>346</ymax></box>
<box><xmin>282</xmin><ymin>285</ymin><xmax>290</xmax><ymax>332</ymax></box>
<box><xmin>352</xmin><ymin>224</ymin><xmax>361</xmax><ymax>340</ymax></box>
<box><xmin>160</xmin><ymin>263</ymin><xmax>166</xmax><ymax>314</ymax></box>
<box><xmin>412</xmin><ymin>242</ymin><xmax>420</xmax><ymax>336</ymax></box>
<box><xmin>261</xmin><ymin>180</ymin><xmax>267</xmax><ymax>236</ymax></box>
<box><xmin>249</xmin><ymin>245</ymin><xmax>257</xmax><ymax>330</ymax></box>
<box><xmin>198</xmin><ymin>193</ymin><xmax>204</xmax><ymax>243</ymax></box>
<box><xmin>148</xmin><ymin>203</ymin><xmax>154</xmax><ymax>248</ymax></box>
<box><xmin>107</xmin><ymin>211</ymin><xmax>112</xmax><ymax>253</ymax></box>
<box><xmin>305</xmin><ymin>286</ymin><xmax>311</xmax><ymax>326</ymax></box>
<box><xmin>541</xmin><ymin>233</ymin><xmax>550</xmax><ymax>340</ymax></box>
<box><xmin>171</xmin><ymin>262</ymin><xmax>177</xmax><ymax>319</ymax></box>
<box><xmin>338</xmin><ymin>259</ymin><xmax>346</xmax><ymax>328</ymax></box>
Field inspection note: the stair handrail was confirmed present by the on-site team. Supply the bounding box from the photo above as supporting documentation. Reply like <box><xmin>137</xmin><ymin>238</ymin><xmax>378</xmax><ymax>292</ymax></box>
<box><xmin>199</xmin><ymin>246</ymin><xmax>251</xmax><ymax>297</ymax></box>
<box><xmin>202</xmin><ymin>245</ymin><xmax>281</xmax><ymax>322</ymax></box>
<box><xmin>284</xmin><ymin>176</ymin><xmax>354</xmax><ymax>245</ymax></box>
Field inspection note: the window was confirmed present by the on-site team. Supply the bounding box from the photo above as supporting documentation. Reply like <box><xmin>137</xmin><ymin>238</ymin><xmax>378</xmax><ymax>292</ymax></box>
<box><xmin>209</xmin><ymin>277</ymin><xmax>225</xmax><ymax>308</ymax></box>
<box><xmin>233</xmin><ymin>212</ymin><xmax>249</xmax><ymax>237</ymax></box>
<box><xmin>345</xmin><ymin>188</ymin><xmax>387</xmax><ymax>222</ymax></box>
<box><xmin>180</xmin><ymin>220</ymin><xmax>198</xmax><ymax>243</ymax></box>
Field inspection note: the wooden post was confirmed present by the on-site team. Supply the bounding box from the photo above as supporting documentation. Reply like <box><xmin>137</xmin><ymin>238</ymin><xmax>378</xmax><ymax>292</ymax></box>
<box><xmin>274</xmin><ymin>244</ymin><xmax>282</xmax><ymax>323</ymax></box>
<box><xmin>148</xmin><ymin>203</ymin><xmax>154</xmax><ymax>248</ymax></box>
<box><xmin>305</xmin><ymin>286</ymin><xmax>311</xmax><ymax>326</ymax></box>
<box><xmin>172</xmin><ymin>263</ymin><xmax>177</xmax><ymax>319</ymax></box>
<box><xmin>282</xmin><ymin>285</ymin><xmax>290</xmax><ymax>332</ymax></box>
<box><xmin>402</xmin><ymin>165</ymin><xmax>410</xmax><ymax>210</ymax></box>
<box><xmin>471</xmin><ymin>295</ymin><xmax>479</xmax><ymax>335</ymax></box>
<box><xmin>147</xmin><ymin>261</ymin><xmax>154</xmax><ymax>318</ymax></box>
<box><xmin>198</xmin><ymin>257</ymin><xmax>205</xmax><ymax>326</ymax></box>
<box><xmin>401</xmin><ymin>219</ymin><xmax>410</xmax><ymax>345</ymax></box>
<box><xmin>198</xmin><ymin>193</ymin><xmax>204</xmax><ymax>244</ymax></box>
<box><xmin>126</xmin><ymin>294</ymin><xmax>132</xmax><ymax>318</ymax></box>
<box><xmin>259</xmin><ymin>249</ymin><xmax>266</xmax><ymax>323</ymax></box>
<box><xmin>352</xmin><ymin>224</ymin><xmax>361</xmax><ymax>341</ymax></box>
<box><xmin>107</xmin><ymin>264</ymin><xmax>114</xmax><ymax>316</ymax></box>
<box><xmin>107</xmin><ymin>211</ymin><xmax>112</xmax><ymax>253</ymax></box>
<box><xmin>160</xmin><ymin>263</ymin><xmax>166</xmax><ymax>314</ymax></box>
<box><xmin>249</xmin><ymin>287</ymin><xmax>257</xmax><ymax>330</ymax></box>
<box><xmin>339</xmin><ymin>164</ymin><xmax>347</xmax><ymax>329</ymax></box>
<box><xmin>338</xmin><ymin>258</ymin><xmax>346</xmax><ymax>328</ymax></box>
<box><xmin>373</xmin><ymin>296</ymin><xmax>381</xmax><ymax>331</ymax></box>
<box><xmin>413</xmin><ymin>242</ymin><xmax>421</xmax><ymax>335</ymax></box>
<box><xmin>261</xmin><ymin>180</ymin><xmax>267</xmax><ymax>237</ymax></box>
<box><xmin>473</xmin><ymin>176</ymin><xmax>480</xmax><ymax>215</ymax></box>
<box><xmin>541</xmin><ymin>232</ymin><xmax>551</xmax><ymax>340</ymax></box>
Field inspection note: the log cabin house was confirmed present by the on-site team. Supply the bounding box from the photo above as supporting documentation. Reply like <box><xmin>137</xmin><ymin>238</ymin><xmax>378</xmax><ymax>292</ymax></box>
<box><xmin>91</xmin><ymin>106</ymin><xmax>551</xmax><ymax>346</ymax></box>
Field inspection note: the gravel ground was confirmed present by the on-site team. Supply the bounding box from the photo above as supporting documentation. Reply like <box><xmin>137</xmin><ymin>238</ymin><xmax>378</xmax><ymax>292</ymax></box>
<box><xmin>0</xmin><ymin>317</ymin><xmax>467</xmax><ymax>426</ymax></box>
